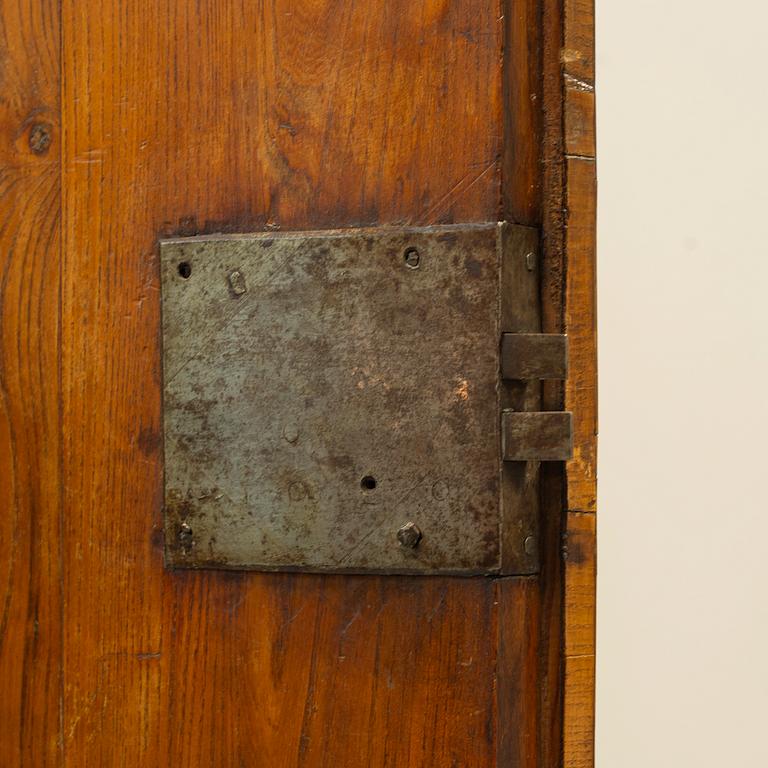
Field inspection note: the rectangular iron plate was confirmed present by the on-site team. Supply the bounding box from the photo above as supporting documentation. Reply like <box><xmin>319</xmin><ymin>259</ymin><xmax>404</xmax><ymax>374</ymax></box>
<box><xmin>161</xmin><ymin>223</ymin><xmax>536</xmax><ymax>574</ymax></box>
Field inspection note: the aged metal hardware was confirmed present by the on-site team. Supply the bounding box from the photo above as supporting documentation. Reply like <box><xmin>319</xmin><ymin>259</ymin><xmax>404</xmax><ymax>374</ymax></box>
<box><xmin>502</xmin><ymin>411</ymin><xmax>573</xmax><ymax>461</ymax></box>
<box><xmin>160</xmin><ymin>223</ymin><xmax>570</xmax><ymax>575</ymax></box>
<box><xmin>501</xmin><ymin>333</ymin><xmax>568</xmax><ymax>380</ymax></box>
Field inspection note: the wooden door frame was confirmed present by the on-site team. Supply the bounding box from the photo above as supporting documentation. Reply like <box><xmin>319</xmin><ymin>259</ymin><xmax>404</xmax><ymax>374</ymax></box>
<box><xmin>505</xmin><ymin>0</ymin><xmax>597</xmax><ymax>765</ymax></box>
<box><xmin>541</xmin><ymin>0</ymin><xmax>597</xmax><ymax>765</ymax></box>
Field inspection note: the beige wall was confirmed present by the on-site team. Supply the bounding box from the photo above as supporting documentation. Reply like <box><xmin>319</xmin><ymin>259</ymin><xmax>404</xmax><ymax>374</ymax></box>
<box><xmin>595</xmin><ymin>1</ymin><xmax>768</xmax><ymax>764</ymax></box>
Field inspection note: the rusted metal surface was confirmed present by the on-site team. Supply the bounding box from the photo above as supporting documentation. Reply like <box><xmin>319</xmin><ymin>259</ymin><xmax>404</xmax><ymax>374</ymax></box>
<box><xmin>501</xmin><ymin>333</ymin><xmax>568</xmax><ymax>380</ymax></box>
<box><xmin>161</xmin><ymin>223</ymin><xmax>560</xmax><ymax>574</ymax></box>
<box><xmin>498</xmin><ymin>223</ymin><xmax>543</xmax><ymax>574</ymax></box>
<box><xmin>502</xmin><ymin>411</ymin><xmax>573</xmax><ymax>461</ymax></box>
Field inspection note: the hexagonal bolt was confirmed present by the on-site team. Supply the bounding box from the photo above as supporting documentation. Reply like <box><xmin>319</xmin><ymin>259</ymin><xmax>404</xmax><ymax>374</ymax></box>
<box><xmin>396</xmin><ymin>522</ymin><xmax>422</xmax><ymax>549</ymax></box>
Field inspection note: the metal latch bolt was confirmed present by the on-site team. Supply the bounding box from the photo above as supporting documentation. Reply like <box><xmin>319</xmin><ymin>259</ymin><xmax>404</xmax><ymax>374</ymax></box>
<box><xmin>500</xmin><ymin>332</ymin><xmax>573</xmax><ymax>462</ymax></box>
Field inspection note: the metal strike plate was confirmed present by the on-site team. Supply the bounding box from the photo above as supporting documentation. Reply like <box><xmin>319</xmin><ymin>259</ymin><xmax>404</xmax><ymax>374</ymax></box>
<box><xmin>160</xmin><ymin>223</ymin><xmax>557</xmax><ymax>575</ymax></box>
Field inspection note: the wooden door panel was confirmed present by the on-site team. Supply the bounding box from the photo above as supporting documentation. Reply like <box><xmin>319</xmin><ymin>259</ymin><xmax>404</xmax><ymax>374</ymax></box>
<box><xmin>58</xmin><ymin>1</ymin><xmax>509</xmax><ymax>765</ymax></box>
<box><xmin>0</xmin><ymin>0</ymin><xmax>597</xmax><ymax>764</ymax></box>
<box><xmin>0</xmin><ymin>0</ymin><xmax>61</xmax><ymax>763</ymax></box>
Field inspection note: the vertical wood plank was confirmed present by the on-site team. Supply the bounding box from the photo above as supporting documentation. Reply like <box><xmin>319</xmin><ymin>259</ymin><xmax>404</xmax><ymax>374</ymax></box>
<box><xmin>563</xmin><ymin>0</ymin><xmax>595</xmax><ymax>86</ymax></box>
<box><xmin>503</xmin><ymin>0</ymin><xmax>542</xmax><ymax>225</ymax></box>
<box><xmin>0</xmin><ymin>0</ymin><xmax>62</xmax><ymax>763</ymax></box>
<box><xmin>536</xmin><ymin>0</ymin><xmax>597</xmax><ymax>765</ymax></box>
<box><xmin>563</xmin><ymin>512</ymin><xmax>596</xmax><ymax>768</ymax></box>
<box><xmin>564</xmin><ymin>157</ymin><xmax>597</xmax><ymax>512</ymax></box>
<box><xmin>564</xmin><ymin>86</ymin><xmax>596</xmax><ymax>159</ymax></box>
<box><xmin>562</xmin><ymin>0</ymin><xmax>597</xmax><ymax>509</ymax></box>
<box><xmin>497</xmin><ymin>578</ymin><xmax>539</xmax><ymax>768</ymax></box>
<box><xmin>59</xmin><ymin>1</ymin><xmax>506</xmax><ymax>765</ymax></box>
<box><xmin>561</xmin><ymin>1</ymin><xmax>597</xmax><ymax>766</ymax></box>
<box><xmin>535</xmin><ymin>0</ymin><xmax>570</xmax><ymax>764</ymax></box>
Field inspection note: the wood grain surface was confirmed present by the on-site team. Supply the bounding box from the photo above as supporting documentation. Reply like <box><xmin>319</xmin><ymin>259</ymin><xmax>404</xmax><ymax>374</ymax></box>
<box><xmin>565</xmin><ymin>157</ymin><xmax>597</xmax><ymax>514</ymax></box>
<box><xmin>0</xmin><ymin>0</ymin><xmax>597</xmax><ymax>764</ymax></box>
<box><xmin>0</xmin><ymin>0</ymin><xmax>62</xmax><ymax>763</ymax></box>
<box><xmin>535</xmin><ymin>0</ymin><xmax>597</xmax><ymax>765</ymax></box>
<box><xmin>57</xmin><ymin>1</ymin><xmax>509</xmax><ymax>765</ymax></box>
<box><xmin>562</xmin><ymin>0</ymin><xmax>597</xmax><ymax>765</ymax></box>
<box><xmin>563</xmin><ymin>512</ymin><xmax>597</xmax><ymax>768</ymax></box>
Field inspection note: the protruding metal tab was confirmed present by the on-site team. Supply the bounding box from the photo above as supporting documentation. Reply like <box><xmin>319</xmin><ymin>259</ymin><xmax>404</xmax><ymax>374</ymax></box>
<box><xmin>502</xmin><ymin>411</ymin><xmax>573</xmax><ymax>461</ymax></box>
<box><xmin>501</xmin><ymin>333</ymin><xmax>568</xmax><ymax>380</ymax></box>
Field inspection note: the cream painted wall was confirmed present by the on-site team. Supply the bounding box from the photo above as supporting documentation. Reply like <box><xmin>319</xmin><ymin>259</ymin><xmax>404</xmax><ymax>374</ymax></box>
<box><xmin>595</xmin><ymin>1</ymin><xmax>768</xmax><ymax>765</ymax></box>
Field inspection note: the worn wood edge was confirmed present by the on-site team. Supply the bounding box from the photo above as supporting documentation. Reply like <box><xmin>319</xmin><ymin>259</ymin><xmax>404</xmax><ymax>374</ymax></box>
<box><xmin>564</xmin><ymin>85</ymin><xmax>595</xmax><ymax>159</ymax></box>
<box><xmin>500</xmin><ymin>1</ymin><xmax>596</xmax><ymax>767</ymax></box>
<box><xmin>562</xmin><ymin>652</ymin><xmax>595</xmax><ymax>768</ymax></box>
<box><xmin>564</xmin><ymin>156</ymin><xmax>596</xmax><ymax>513</ymax></box>
<box><xmin>498</xmin><ymin>0</ymin><xmax>572</xmax><ymax>763</ymax></box>
<box><xmin>534</xmin><ymin>0</ymin><xmax>597</xmax><ymax>766</ymax></box>
<box><xmin>564</xmin><ymin>512</ymin><xmax>596</xmax><ymax>660</ymax></box>
<box><xmin>563</xmin><ymin>513</ymin><xmax>596</xmax><ymax>767</ymax></box>
<box><xmin>562</xmin><ymin>0</ymin><xmax>596</xmax><ymax>765</ymax></box>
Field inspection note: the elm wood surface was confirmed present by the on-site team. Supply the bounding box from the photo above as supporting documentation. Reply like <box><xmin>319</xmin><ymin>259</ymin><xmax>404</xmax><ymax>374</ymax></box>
<box><xmin>0</xmin><ymin>0</ymin><xmax>62</xmax><ymax>763</ymax></box>
<box><xmin>564</xmin><ymin>157</ymin><xmax>597</xmax><ymax>514</ymax></box>
<box><xmin>562</xmin><ymin>0</ymin><xmax>597</xmax><ymax>764</ymax></box>
<box><xmin>0</xmin><ymin>0</ymin><xmax>597</xmax><ymax>764</ymax></box>
<box><xmin>533</xmin><ymin>0</ymin><xmax>597</xmax><ymax>765</ymax></box>
<box><xmin>562</xmin><ymin>158</ymin><xmax>597</xmax><ymax>768</ymax></box>
<box><xmin>57</xmin><ymin>1</ymin><xmax>516</xmax><ymax>765</ymax></box>
<box><xmin>563</xmin><ymin>513</ymin><xmax>597</xmax><ymax>768</ymax></box>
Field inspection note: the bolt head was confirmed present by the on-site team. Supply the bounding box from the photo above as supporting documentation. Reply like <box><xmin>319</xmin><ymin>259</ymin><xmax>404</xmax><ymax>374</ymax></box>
<box><xmin>404</xmin><ymin>248</ymin><xmax>420</xmax><ymax>269</ymax></box>
<box><xmin>397</xmin><ymin>522</ymin><xmax>422</xmax><ymax>549</ymax></box>
<box><xmin>228</xmin><ymin>269</ymin><xmax>247</xmax><ymax>295</ymax></box>
<box><xmin>178</xmin><ymin>522</ymin><xmax>194</xmax><ymax>550</ymax></box>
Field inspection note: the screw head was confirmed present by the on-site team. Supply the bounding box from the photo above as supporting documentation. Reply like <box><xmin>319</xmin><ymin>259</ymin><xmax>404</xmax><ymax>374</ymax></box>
<box><xmin>397</xmin><ymin>522</ymin><xmax>422</xmax><ymax>549</ymax></box>
<box><xmin>228</xmin><ymin>269</ymin><xmax>247</xmax><ymax>295</ymax></box>
<box><xmin>525</xmin><ymin>251</ymin><xmax>537</xmax><ymax>271</ymax></box>
<box><xmin>178</xmin><ymin>522</ymin><xmax>194</xmax><ymax>550</ymax></box>
<box><xmin>403</xmin><ymin>247</ymin><xmax>420</xmax><ymax>269</ymax></box>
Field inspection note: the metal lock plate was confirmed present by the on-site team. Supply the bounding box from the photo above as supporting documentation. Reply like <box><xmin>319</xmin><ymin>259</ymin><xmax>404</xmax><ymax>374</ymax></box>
<box><xmin>161</xmin><ymin>223</ymin><xmax>565</xmax><ymax>575</ymax></box>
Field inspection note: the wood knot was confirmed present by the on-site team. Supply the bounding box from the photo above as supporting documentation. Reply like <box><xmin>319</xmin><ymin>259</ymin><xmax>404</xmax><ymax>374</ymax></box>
<box><xmin>28</xmin><ymin>122</ymin><xmax>53</xmax><ymax>154</ymax></box>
